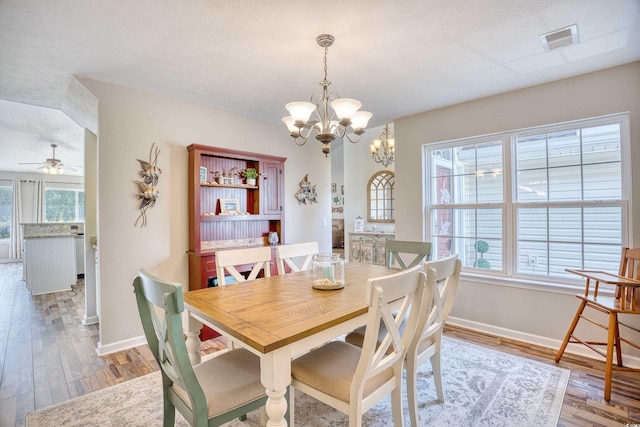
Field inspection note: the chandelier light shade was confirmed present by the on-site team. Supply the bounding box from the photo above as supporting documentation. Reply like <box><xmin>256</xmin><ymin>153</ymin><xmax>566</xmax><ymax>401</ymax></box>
<box><xmin>283</xmin><ymin>34</ymin><xmax>372</xmax><ymax>157</ymax></box>
<box><xmin>370</xmin><ymin>124</ymin><xmax>395</xmax><ymax>167</ymax></box>
<box><xmin>43</xmin><ymin>164</ymin><xmax>64</xmax><ymax>174</ymax></box>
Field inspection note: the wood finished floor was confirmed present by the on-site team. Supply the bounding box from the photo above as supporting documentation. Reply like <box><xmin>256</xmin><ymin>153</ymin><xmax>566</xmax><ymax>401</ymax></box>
<box><xmin>0</xmin><ymin>261</ymin><xmax>639</xmax><ymax>426</ymax></box>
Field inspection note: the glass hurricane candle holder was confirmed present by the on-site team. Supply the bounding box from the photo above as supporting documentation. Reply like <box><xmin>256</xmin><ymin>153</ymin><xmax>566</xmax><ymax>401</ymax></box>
<box><xmin>312</xmin><ymin>253</ymin><xmax>345</xmax><ymax>290</ymax></box>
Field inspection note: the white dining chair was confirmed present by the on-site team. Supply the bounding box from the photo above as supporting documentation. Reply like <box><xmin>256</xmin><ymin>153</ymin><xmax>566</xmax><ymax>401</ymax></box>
<box><xmin>275</xmin><ymin>242</ymin><xmax>319</xmax><ymax>275</ymax></box>
<box><xmin>343</xmin><ymin>254</ymin><xmax>461</xmax><ymax>426</ymax></box>
<box><xmin>406</xmin><ymin>254</ymin><xmax>461</xmax><ymax>425</ymax></box>
<box><xmin>215</xmin><ymin>246</ymin><xmax>271</xmax><ymax>286</ymax></box>
<box><xmin>290</xmin><ymin>263</ymin><xmax>430</xmax><ymax>427</ymax></box>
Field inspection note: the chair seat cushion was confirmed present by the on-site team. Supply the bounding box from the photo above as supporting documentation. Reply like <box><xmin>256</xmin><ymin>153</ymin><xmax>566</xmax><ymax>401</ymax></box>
<box><xmin>291</xmin><ymin>341</ymin><xmax>393</xmax><ymax>402</ymax></box>
<box><xmin>172</xmin><ymin>348</ymin><xmax>266</xmax><ymax>418</ymax></box>
<box><xmin>344</xmin><ymin>326</ymin><xmax>367</xmax><ymax>348</ymax></box>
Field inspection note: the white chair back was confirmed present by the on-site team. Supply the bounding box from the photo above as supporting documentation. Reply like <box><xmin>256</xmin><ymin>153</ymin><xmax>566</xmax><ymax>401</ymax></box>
<box><xmin>275</xmin><ymin>242</ymin><xmax>319</xmax><ymax>275</ymax></box>
<box><xmin>215</xmin><ymin>246</ymin><xmax>271</xmax><ymax>286</ymax></box>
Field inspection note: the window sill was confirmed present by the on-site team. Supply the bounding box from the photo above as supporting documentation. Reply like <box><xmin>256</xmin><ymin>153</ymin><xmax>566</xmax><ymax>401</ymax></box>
<box><xmin>460</xmin><ymin>271</ymin><xmax>617</xmax><ymax>297</ymax></box>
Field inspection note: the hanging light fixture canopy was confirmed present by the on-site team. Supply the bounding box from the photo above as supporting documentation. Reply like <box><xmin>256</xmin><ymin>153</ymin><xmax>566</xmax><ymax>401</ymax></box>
<box><xmin>370</xmin><ymin>124</ymin><xmax>395</xmax><ymax>167</ymax></box>
<box><xmin>283</xmin><ymin>34</ymin><xmax>372</xmax><ymax>157</ymax></box>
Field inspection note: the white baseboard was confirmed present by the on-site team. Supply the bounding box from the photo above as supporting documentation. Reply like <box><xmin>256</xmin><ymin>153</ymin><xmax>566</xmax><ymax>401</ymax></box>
<box><xmin>82</xmin><ymin>315</ymin><xmax>99</xmax><ymax>325</ymax></box>
<box><xmin>96</xmin><ymin>335</ymin><xmax>147</xmax><ymax>356</ymax></box>
<box><xmin>448</xmin><ymin>316</ymin><xmax>640</xmax><ymax>369</ymax></box>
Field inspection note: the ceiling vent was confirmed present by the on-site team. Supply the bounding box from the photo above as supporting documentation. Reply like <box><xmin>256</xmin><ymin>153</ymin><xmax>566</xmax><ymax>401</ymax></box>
<box><xmin>540</xmin><ymin>24</ymin><xmax>579</xmax><ymax>52</ymax></box>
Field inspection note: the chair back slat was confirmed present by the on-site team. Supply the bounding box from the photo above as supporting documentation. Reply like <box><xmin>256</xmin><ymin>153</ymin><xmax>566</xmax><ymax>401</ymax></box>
<box><xmin>275</xmin><ymin>242</ymin><xmax>319</xmax><ymax>275</ymax></box>
<box><xmin>385</xmin><ymin>240</ymin><xmax>432</xmax><ymax>269</ymax></box>
<box><xmin>620</xmin><ymin>247</ymin><xmax>640</xmax><ymax>279</ymax></box>
<box><xmin>616</xmin><ymin>247</ymin><xmax>640</xmax><ymax>303</ymax></box>
<box><xmin>215</xmin><ymin>246</ymin><xmax>272</xmax><ymax>285</ymax></box>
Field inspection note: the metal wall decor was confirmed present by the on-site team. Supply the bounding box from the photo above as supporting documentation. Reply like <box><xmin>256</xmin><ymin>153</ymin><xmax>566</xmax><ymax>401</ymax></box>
<box><xmin>134</xmin><ymin>143</ymin><xmax>161</xmax><ymax>227</ymax></box>
<box><xmin>295</xmin><ymin>174</ymin><xmax>318</xmax><ymax>205</ymax></box>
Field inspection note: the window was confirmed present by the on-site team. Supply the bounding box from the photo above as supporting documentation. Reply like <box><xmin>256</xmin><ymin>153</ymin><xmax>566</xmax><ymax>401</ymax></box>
<box><xmin>368</xmin><ymin>171</ymin><xmax>395</xmax><ymax>223</ymax></box>
<box><xmin>424</xmin><ymin>114</ymin><xmax>630</xmax><ymax>281</ymax></box>
<box><xmin>45</xmin><ymin>188</ymin><xmax>84</xmax><ymax>222</ymax></box>
<box><xmin>0</xmin><ymin>182</ymin><xmax>12</xmax><ymax>240</ymax></box>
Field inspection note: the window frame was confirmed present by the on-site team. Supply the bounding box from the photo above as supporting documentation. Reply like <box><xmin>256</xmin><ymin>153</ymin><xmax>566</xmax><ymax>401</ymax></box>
<box><xmin>44</xmin><ymin>186</ymin><xmax>85</xmax><ymax>223</ymax></box>
<box><xmin>367</xmin><ymin>170</ymin><xmax>395</xmax><ymax>223</ymax></box>
<box><xmin>423</xmin><ymin>113</ymin><xmax>632</xmax><ymax>288</ymax></box>
<box><xmin>0</xmin><ymin>180</ymin><xmax>12</xmax><ymax>241</ymax></box>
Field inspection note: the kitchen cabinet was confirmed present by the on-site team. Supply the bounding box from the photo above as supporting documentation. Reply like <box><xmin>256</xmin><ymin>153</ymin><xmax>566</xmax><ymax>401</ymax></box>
<box><xmin>24</xmin><ymin>236</ymin><xmax>76</xmax><ymax>294</ymax></box>
<box><xmin>348</xmin><ymin>232</ymin><xmax>395</xmax><ymax>266</ymax></box>
<box><xmin>21</xmin><ymin>222</ymin><xmax>84</xmax><ymax>294</ymax></box>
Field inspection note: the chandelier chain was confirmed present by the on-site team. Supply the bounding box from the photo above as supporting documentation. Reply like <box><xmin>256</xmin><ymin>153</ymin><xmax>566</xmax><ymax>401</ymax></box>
<box><xmin>323</xmin><ymin>45</ymin><xmax>329</xmax><ymax>83</ymax></box>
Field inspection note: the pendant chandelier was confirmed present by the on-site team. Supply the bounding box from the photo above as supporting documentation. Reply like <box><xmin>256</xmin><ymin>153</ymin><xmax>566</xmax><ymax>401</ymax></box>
<box><xmin>370</xmin><ymin>124</ymin><xmax>395</xmax><ymax>167</ymax></box>
<box><xmin>282</xmin><ymin>34</ymin><xmax>372</xmax><ymax>157</ymax></box>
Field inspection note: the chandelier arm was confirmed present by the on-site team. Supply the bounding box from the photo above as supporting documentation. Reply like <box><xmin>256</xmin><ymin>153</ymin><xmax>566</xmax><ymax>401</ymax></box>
<box><xmin>344</xmin><ymin>132</ymin><xmax>362</xmax><ymax>144</ymax></box>
<box><xmin>334</xmin><ymin>124</ymin><xmax>346</xmax><ymax>138</ymax></box>
<box><xmin>296</xmin><ymin>123</ymin><xmax>320</xmax><ymax>145</ymax></box>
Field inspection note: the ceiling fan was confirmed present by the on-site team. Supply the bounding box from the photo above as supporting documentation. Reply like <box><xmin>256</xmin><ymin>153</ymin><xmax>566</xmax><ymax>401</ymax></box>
<box><xmin>19</xmin><ymin>143</ymin><xmax>81</xmax><ymax>174</ymax></box>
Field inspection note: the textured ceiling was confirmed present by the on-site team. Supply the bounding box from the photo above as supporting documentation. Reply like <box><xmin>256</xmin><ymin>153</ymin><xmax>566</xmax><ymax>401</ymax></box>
<box><xmin>1</xmin><ymin>0</ymin><xmax>639</xmax><ymax>174</ymax></box>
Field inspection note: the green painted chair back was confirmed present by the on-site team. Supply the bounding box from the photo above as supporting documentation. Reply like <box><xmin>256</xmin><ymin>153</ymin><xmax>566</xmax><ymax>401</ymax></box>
<box><xmin>385</xmin><ymin>240</ymin><xmax>432</xmax><ymax>269</ymax></box>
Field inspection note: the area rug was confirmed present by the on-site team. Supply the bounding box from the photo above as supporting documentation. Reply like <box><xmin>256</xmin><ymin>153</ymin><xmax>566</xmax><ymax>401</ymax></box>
<box><xmin>26</xmin><ymin>337</ymin><xmax>569</xmax><ymax>426</ymax></box>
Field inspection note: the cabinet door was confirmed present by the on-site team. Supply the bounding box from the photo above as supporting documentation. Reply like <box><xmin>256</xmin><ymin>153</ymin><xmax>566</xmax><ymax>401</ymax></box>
<box><xmin>350</xmin><ymin>239</ymin><xmax>363</xmax><ymax>263</ymax></box>
<box><xmin>262</xmin><ymin>160</ymin><xmax>283</xmax><ymax>215</ymax></box>
<box><xmin>373</xmin><ymin>241</ymin><xmax>387</xmax><ymax>266</ymax></box>
<box><xmin>361</xmin><ymin>241</ymin><xmax>375</xmax><ymax>264</ymax></box>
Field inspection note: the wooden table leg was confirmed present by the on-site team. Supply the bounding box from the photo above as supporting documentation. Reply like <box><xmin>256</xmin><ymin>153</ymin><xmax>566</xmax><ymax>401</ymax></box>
<box><xmin>604</xmin><ymin>312</ymin><xmax>617</xmax><ymax>401</ymax></box>
<box><xmin>185</xmin><ymin>314</ymin><xmax>203</xmax><ymax>365</ymax></box>
<box><xmin>260</xmin><ymin>349</ymin><xmax>291</xmax><ymax>427</ymax></box>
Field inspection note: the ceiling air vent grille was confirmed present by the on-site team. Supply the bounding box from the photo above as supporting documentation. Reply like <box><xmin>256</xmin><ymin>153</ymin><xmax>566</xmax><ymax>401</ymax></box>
<box><xmin>540</xmin><ymin>24</ymin><xmax>579</xmax><ymax>52</ymax></box>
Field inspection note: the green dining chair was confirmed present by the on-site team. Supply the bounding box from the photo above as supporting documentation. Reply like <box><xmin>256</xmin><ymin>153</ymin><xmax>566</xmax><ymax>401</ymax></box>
<box><xmin>133</xmin><ymin>270</ymin><xmax>270</xmax><ymax>427</ymax></box>
<box><xmin>385</xmin><ymin>240</ymin><xmax>432</xmax><ymax>269</ymax></box>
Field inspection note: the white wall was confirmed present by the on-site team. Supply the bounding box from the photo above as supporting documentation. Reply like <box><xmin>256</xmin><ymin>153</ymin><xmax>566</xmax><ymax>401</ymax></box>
<box><xmin>343</xmin><ymin>123</ymin><xmax>395</xmax><ymax>238</ymax></box>
<box><xmin>395</xmin><ymin>62</ymin><xmax>640</xmax><ymax>360</ymax></box>
<box><xmin>330</xmin><ymin>141</ymin><xmax>344</xmax><ymax>222</ymax></box>
<box><xmin>79</xmin><ymin>79</ymin><xmax>333</xmax><ymax>353</ymax></box>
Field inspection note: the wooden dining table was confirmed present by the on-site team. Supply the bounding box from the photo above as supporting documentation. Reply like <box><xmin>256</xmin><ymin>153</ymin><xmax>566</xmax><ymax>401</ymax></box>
<box><xmin>183</xmin><ymin>262</ymin><xmax>397</xmax><ymax>427</ymax></box>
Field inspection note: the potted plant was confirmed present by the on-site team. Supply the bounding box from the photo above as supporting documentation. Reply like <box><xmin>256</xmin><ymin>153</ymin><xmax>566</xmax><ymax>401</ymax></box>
<box><xmin>241</xmin><ymin>168</ymin><xmax>258</xmax><ymax>186</ymax></box>
<box><xmin>475</xmin><ymin>239</ymin><xmax>490</xmax><ymax>269</ymax></box>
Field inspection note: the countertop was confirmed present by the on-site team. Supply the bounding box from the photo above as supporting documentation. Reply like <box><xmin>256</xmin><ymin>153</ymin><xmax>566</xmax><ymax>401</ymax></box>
<box><xmin>24</xmin><ymin>234</ymin><xmax>79</xmax><ymax>239</ymax></box>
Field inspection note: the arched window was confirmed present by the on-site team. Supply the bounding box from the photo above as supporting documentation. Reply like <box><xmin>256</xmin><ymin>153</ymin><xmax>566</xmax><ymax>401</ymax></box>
<box><xmin>367</xmin><ymin>171</ymin><xmax>395</xmax><ymax>223</ymax></box>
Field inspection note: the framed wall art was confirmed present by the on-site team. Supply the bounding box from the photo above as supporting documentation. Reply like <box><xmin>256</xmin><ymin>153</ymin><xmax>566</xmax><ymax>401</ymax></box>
<box><xmin>219</xmin><ymin>198</ymin><xmax>240</xmax><ymax>215</ymax></box>
<box><xmin>200</xmin><ymin>166</ymin><xmax>208</xmax><ymax>183</ymax></box>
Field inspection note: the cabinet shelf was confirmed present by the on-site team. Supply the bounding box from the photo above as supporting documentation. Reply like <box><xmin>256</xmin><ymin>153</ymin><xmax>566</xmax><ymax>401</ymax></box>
<box><xmin>201</xmin><ymin>182</ymin><xmax>258</xmax><ymax>189</ymax></box>
<box><xmin>200</xmin><ymin>213</ymin><xmax>280</xmax><ymax>221</ymax></box>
